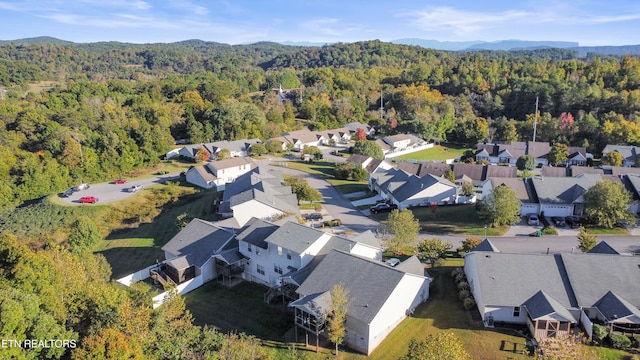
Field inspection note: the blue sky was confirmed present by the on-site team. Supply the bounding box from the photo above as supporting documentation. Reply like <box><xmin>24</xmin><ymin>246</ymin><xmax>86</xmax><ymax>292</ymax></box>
<box><xmin>1</xmin><ymin>0</ymin><xmax>639</xmax><ymax>46</ymax></box>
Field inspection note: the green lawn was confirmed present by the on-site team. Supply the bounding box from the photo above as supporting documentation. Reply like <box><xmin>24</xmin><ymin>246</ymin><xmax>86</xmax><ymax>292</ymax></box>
<box><xmin>275</xmin><ymin>160</ymin><xmax>368</xmax><ymax>195</ymax></box>
<box><xmin>372</xmin><ymin>204</ymin><xmax>508</xmax><ymax>236</ymax></box>
<box><xmin>184</xmin><ymin>281</ymin><xmax>294</xmax><ymax>342</ymax></box>
<box><xmin>394</xmin><ymin>144</ymin><xmax>472</xmax><ymax>162</ymax></box>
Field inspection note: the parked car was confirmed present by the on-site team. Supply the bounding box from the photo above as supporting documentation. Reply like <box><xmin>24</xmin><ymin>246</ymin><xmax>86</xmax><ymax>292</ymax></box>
<box><xmin>551</xmin><ymin>216</ymin><xmax>566</xmax><ymax>227</ymax></box>
<box><xmin>304</xmin><ymin>212</ymin><xmax>323</xmax><ymax>221</ymax></box>
<box><xmin>129</xmin><ymin>184</ymin><xmax>143</xmax><ymax>192</ymax></box>
<box><xmin>370</xmin><ymin>203</ymin><xmax>398</xmax><ymax>214</ymax></box>
<box><xmin>565</xmin><ymin>216</ymin><xmax>582</xmax><ymax>228</ymax></box>
<box><xmin>78</xmin><ymin>196</ymin><xmax>99</xmax><ymax>204</ymax></box>
<box><xmin>527</xmin><ymin>213</ymin><xmax>539</xmax><ymax>226</ymax></box>
<box><xmin>113</xmin><ymin>179</ymin><xmax>128</xmax><ymax>184</ymax></box>
<box><xmin>385</xmin><ymin>258</ymin><xmax>400</xmax><ymax>267</ymax></box>
<box><xmin>74</xmin><ymin>183</ymin><xmax>90</xmax><ymax>191</ymax></box>
<box><xmin>61</xmin><ymin>188</ymin><xmax>76</xmax><ymax>197</ymax></box>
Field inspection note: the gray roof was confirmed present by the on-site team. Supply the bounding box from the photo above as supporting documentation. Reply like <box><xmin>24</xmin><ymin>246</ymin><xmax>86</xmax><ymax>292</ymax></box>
<box><xmin>289</xmin><ymin>291</ymin><xmax>332</xmax><ymax>318</ymax></box>
<box><xmin>210</xmin><ymin>138</ymin><xmax>261</xmax><ymax>153</ymax></box>
<box><xmin>523</xmin><ymin>290</ymin><xmax>577</xmax><ymax>322</ymax></box>
<box><xmin>395</xmin><ymin>256</ymin><xmax>427</xmax><ymax>277</ymax></box>
<box><xmin>187</xmin><ymin>165</ymin><xmax>217</xmax><ymax>182</ymax></box>
<box><xmin>344</xmin><ymin>122</ymin><xmax>373</xmax><ymax>133</ymax></box>
<box><xmin>588</xmin><ymin>241</ymin><xmax>620</xmax><ymax>255</ymax></box>
<box><xmin>161</xmin><ymin>218</ymin><xmax>234</xmax><ymax>267</ymax></box>
<box><xmin>467</xmin><ymin>251</ymin><xmax>640</xmax><ymax>313</ymax></box>
<box><xmin>530</xmin><ymin>174</ymin><xmax>602</xmax><ymax>204</ymax></box>
<box><xmin>207</xmin><ymin>156</ymin><xmax>256</xmax><ymax>172</ymax></box>
<box><xmin>594</xmin><ymin>291</ymin><xmax>640</xmax><ymax>321</ymax></box>
<box><xmin>235</xmin><ymin>218</ymin><xmax>279</xmax><ymax>249</ymax></box>
<box><xmin>465</xmin><ymin>252</ymin><xmax>577</xmax><ymax>308</ymax></box>
<box><xmin>264</xmin><ymin>221</ymin><xmax>326</xmax><ymax>254</ymax></box>
<box><xmin>350</xmin><ymin>230</ymin><xmax>381</xmax><ymax>249</ymax></box>
<box><xmin>489</xmin><ymin>177</ymin><xmax>535</xmax><ymax>203</ymax></box>
<box><xmin>296</xmin><ymin>250</ymin><xmax>409</xmax><ymax>324</ymax></box>
<box><xmin>602</xmin><ymin>144</ymin><xmax>640</xmax><ymax>163</ymax></box>
<box><xmin>391</xmin><ymin>173</ymin><xmax>455</xmax><ymax>203</ymax></box>
<box><xmin>472</xmin><ymin>238</ymin><xmax>500</xmax><ymax>252</ymax></box>
<box><xmin>561</xmin><ymin>253</ymin><xmax>640</xmax><ymax>308</ymax></box>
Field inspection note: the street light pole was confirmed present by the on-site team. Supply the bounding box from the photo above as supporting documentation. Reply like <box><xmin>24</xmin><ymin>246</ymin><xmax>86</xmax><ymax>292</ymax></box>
<box><xmin>484</xmin><ymin>225</ymin><xmax>487</xmax><ymax>239</ymax></box>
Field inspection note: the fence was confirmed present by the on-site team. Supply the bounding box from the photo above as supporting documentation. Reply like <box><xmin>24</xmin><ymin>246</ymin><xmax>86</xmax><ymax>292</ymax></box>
<box><xmin>116</xmin><ymin>264</ymin><xmax>158</xmax><ymax>286</ymax></box>
<box><xmin>152</xmin><ymin>275</ymin><xmax>204</xmax><ymax>309</ymax></box>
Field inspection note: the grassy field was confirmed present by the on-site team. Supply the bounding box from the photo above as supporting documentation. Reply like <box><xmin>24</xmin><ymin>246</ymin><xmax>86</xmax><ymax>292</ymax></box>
<box><xmin>372</xmin><ymin>204</ymin><xmax>508</xmax><ymax>236</ymax></box>
<box><xmin>394</xmin><ymin>144</ymin><xmax>472</xmax><ymax>162</ymax></box>
<box><xmin>276</xmin><ymin>160</ymin><xmax>369</xmax><ymax>195</ymax></box>
<box><xmin>184</xmin><ymin>281</ymin><xmax>293</xmax><ymax>342</ymax></box>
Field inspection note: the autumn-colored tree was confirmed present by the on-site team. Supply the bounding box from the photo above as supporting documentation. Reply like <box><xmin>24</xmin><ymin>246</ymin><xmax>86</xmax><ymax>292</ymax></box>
<box><xmin>327</xmin><ymin>282</ymin><xmax>349</xmax><ymax>356</ymax></box>
<box><xmin>548</xmin><ymin>142</ymin><xmax>569</xmax><ymax>166</ymax></box>
<box><xmin>602</xmin><ymin>151</ymin><xmax>623</xmax><ymax>166</ymax></box>
<box><xmin>386</xmin><ymin>209</ymin><xmax>421</xmax><ymax>253</ymax></box>
<box><xmin>444</xmin><ymin>167</ymin><xmax>455</xmax><ymax>183</ymax></box>
<box><xmin>355</xmin><ymin>127</ymin><xmax>367</xmax><ymax>141</ymax></box>
<box><xmin>559</xmin><ymin>112</ymin><xmax>574</xmax><ymax>131</ymax></box>
<box><xmin>195</xmin><ymin>146</ymin><xmax>210</xmax><ymax>162</ymax></box>
<box><xmin>74</xmin><ymin>327</ymin><xmax>144</xmax><ymax>360</ymax></box>
<box><xmin>458</xmin><ymin>237</ymin><xmax>483</xmax><ymax>254</ymax></box>
<box><xmin>536</xmin><ymin>333</ymin><xmax>592</xmax><ymax>360</ymax></box>
<box><xmin>216</xmin><ymin>148</ymin><xmax>231</xmax><ymax>160</ymax></box>
<box><xmin>577</xmin><ymin>227</ymin><xmax>597</xmax><ymax>252</ymax></box>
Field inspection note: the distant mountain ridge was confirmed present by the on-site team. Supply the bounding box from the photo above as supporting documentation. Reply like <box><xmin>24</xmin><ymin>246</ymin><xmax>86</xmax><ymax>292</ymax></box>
<box><xmin>1</xmin><ymin>36</ymin><xmax>639</xmax><ymax>56</ymax></box>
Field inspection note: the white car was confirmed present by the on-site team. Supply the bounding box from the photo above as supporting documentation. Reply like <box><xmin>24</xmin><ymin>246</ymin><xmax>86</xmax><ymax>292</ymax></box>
<box><xmin>527</xmin><ymin>214</ymin><xmax>539</xmax><ymax>226</ymax></box>
<box><xmin>129</xmin><ymin>184</ymin><xmax>143</xmax><ymax>192</ymax></box>
<box><xmin>385</xmin><ymin>258</ymin><xmax>400</xmax><ymax>267</ymax></box>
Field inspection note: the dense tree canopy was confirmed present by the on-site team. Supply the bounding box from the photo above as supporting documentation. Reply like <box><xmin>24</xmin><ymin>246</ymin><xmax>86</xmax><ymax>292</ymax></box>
<box><xmin>478</xmin><ymin>185</ymin><xmax>521</xmax><ymax>226</ymax></box>
<box><xmin>583</xmin><ymin>180</ymin><xmax>635</xmax><ymax>228</ymax></box>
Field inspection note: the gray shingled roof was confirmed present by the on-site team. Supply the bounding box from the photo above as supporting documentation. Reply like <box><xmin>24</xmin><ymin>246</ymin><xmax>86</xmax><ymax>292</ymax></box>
<box><xmin>390</xmin><ymin>173</ymin><xmax>455</xmax><ymax>203</ymax></box>
<box><xmin>161</xmin><ymin>219</ymin><xmax>234</xmax><ymax>267</ymax></box>
<box><xmin>235</xmin><ymin>218</ymin><xmax>279</xmax><ymax>249</ymax></box>
<box><xmin>523</xmin><ymin>290</ymin><xmax>577</xmax><ymax>322</ymax></box>
<box><xmin>265</xmin><ymin>221</ymin><xmax>326</xmax><ymax>254</ymax></box>
<box><xmin>560</xmin><ymin>253</ymin><xmax>640</xmax><ymax>308</ymax></box>
<box><xmin>210</xmin><ymin>138</ymin><xmax>261</xmax><ymax>153</ymax></box>
<box><xmin>489</xmin><ymin>178</ymin><xmax>534</xmax><ymax>203</ymax></box>
<box><xmin>395</xmin><ymin>256</ymin><xmax>427</xmax><ymax>277</ymax></box>
<box><xmin>602</xmin><ymin>144</ymin><xmax>640</xmax><ymax>163</ymax></box>
<box><xmin>350</xmin><ymin>230</ymin><xmax>381</xmax><ymax>249</ymax></box>
<box><xmin>593</xmin><ymin>291</ymin><xmax>640</xmax><ymax>321</ymax></box>
<box><xmin>465</xmin><ymin>252</ymin><xmax>577</xmax><ymax>308</ymax></box>
<box><xmin>531</xmin><ymin>174</ymin><xmax>601</xmax><ymax>204</ymax></box>
<box><xmin>207</xmin><ymin>156</ymin><xmax>256</xmax><ymax>172</ymax></box>
<box><xmin>296</xmin><ymin>250</ymin><xmax>408</xmax><ymax>324</ymax></box>
<box><xmin>588</xmin><ymin>241</ymin><xmax>620</xmax><ymax>255</ymax></box>
<box><xmin>472</xmin><ymin>238</ymin><xmax>500</xmax><ymax>252</ymax></box>
<box><xmin>289</xmin><ymin>291</ymin><xmax>332</xmax><ymax>318</ymax></box>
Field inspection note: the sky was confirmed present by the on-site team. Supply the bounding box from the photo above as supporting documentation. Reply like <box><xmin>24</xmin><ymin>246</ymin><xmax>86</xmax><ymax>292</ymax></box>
<box><xmin>0</xmin><ymin>0</ymin><xmax>639</xmax><ymax>46</ymax></box>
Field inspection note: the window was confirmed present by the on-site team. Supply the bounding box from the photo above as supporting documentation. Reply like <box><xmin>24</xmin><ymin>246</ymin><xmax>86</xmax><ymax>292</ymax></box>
<box><xmin>274</xmin><ymin>264</ymin><xmax>283</xmax><ymax>275</ymax></box>
<box><xmin>256</xmin><ymin>264</ymin><xmax>265</xmax><ymax>275</ymax></box>
<box><xmin>278</xmin><ymin>246</ymin><xmax>282</xmax><ymax>256</ymax></box>
<box><xmin>247</xmin><ymin>244</ymin><xmax>252</xmax><ymax>252</ymax></box>
<box><xmin>513</xmin><ymin>307</ymin><xmax>520</xmax><ymax>317</ymax></box>
<box><xmin>287</xmin><ymin>252</ymin><xmax>292</xmax><ymax>260</ymax></box>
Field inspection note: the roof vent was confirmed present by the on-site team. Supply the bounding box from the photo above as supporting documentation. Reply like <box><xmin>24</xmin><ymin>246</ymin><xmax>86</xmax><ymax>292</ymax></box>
<box><xmin>485</xmin><ymin>255</ymin><xmax>491</xmax><ymax>258</ymax></box>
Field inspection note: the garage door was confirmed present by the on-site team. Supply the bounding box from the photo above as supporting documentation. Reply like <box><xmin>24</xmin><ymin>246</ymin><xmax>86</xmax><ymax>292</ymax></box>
<box><xmin>540</xmin><ymin>205</ymin><xmax>572</xmax><ymax>217</ymax></box>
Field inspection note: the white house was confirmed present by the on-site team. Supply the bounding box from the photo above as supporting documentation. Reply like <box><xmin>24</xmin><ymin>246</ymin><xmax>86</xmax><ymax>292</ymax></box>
<box><xmin>290</xmin><ymin>250</ymin><xmax>431</xmax><ymax>355</ymax></box>
<box><xmin>169</xmin><ymin>138</ymin><xmax>261</xmax><ymax>161</ymax></box>
<box><xmin>345</xmin><ymin>122</ymin><xmax>375</xmax><ymax>137</ymax></box>
<box><xmin>369</xmin><ymin>168</ymin><xmax>457</xmax><ymax>208</ymax></box>
<box><xmin>481</xmin><ymin>177</ymin><xmax>540</xmax><ymax>216</ymax></box>
<box><xmin>218</xmin><ymin>167</ymin><xmax>300</xmax><ymax>226</ymax></box>
<box><xmin>382</xmin><ymin>134</ymin><xmax>424</xmax><ymax>150</ymax></box>
<box><xmin>317</xmin><ymin>127</ymin><xmax>351</xmax><ymax>145</ymax></box>
<box><xmin>530</xmin><ymin>173</ymin><xmax>602</xmax><ymax>217</ymax></box>
<box><xmin>185</xmin><ymin>157</ymin><xmax>256</xmax><ymax>190</ymax></box>
<box><xmin>281</xmin><ymin>129</ymin><xmax>323</xmax><ymax>151</ymax></box>
<box><xmin>346</xmin><ymin>154</ymin><xmax>393</xmax><ymax>174</ymax></box>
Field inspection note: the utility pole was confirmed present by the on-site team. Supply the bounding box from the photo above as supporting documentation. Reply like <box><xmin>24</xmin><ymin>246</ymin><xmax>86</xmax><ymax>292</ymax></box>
<box><xmin>379</xmin><ymin>88</ymin><xmax>384</xmax><ymax>120</ymax></box>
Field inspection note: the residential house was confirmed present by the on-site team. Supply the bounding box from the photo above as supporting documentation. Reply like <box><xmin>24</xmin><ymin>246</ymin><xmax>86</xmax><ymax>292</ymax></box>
<box><xmin>375</xmin><ymin>139</ymin><xmax>392</xmax><ymax>155</ymax></box>
<box><xmin>346</xmin><ymin>154</ymin><xmax>393</xmax><ymax>174</ymax></box>
<box><xmin>185</xmin><ymin>157</ymin><xmax>256</xmax><ymax>190</ymax></box>
<box><xmin>169</xmin><ymin>138</ymin><xmax>261</xmax><ymax>161</ymax></box>
<box><xmin>452</xmin><ymin>163</ymin><xmax>517</xmax><ymax>188</ymax></box>
<box><xmin>382</xmin><ymin>134</ymin><xmax>425</xmax><ymax>151</ymax></box>
<box><xmin>476</xmin><ymin>141</ymin><xmax>587</xmax><ymax>167</ymax></box>
<box><xmin>290</xmin><ymin>250</ymin><xmax>431</xmax><ymax>355</ymax></box>
<box><xmin>395</xmin><ymin>161</ymin><xmax>450</xmax><ymax>178</ymax></box>
<box><xmin>602</xmin><ymin>145</ymin><xmax>640</xmax><ymax>167</ymax></box>
<box><xmin>157</xmin><ymin>219</ymin><xmax>239</xmax><ymax>286</ymax></box>
<box><xmin>218</xmin><ymin>166</ymin><xmax>300</xmax><ymax>226</ymax></box>
<box><xmin>317</xmin><ymin>127</ymin><xmax>351</xmax><ymax>145</ymax></box>
<box><xmin>530</xmin><ymin>174</ymin><xmax>602</xmax><ymax>217</ymax></box>
<box><xmin>464</xmin><ymin>250</ymin><xmax>640</xmax><ymax>341</ymax></box>
<box><xmin>345</xmin><ymin>121</ymin><xmax>375</xmax><ymax>137</ymax></box>
<box><xmin>482</xmin><ymin>177</ymin><xmax>539</xmax><ymax>216</ymax></box>
<box><xmin>281</xmin><ymin>129</ymin><xmax>324</xmax><ymax>151</ymax></box>
<box><xmin>369</xmin><ymin>168</ymin><xmax>457</xmax><ymax>208</ymax></box>
<box><xmin>237</xmin><ymin>219</ymin><xmax>382</xmax><ymax>288</ymax></box>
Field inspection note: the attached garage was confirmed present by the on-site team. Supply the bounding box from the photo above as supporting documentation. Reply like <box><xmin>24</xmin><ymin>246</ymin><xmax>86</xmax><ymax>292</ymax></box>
<box><xmin>539</xmin><ymin>204</ymin><xmax>574</xmax><ymax>217</ymax></box>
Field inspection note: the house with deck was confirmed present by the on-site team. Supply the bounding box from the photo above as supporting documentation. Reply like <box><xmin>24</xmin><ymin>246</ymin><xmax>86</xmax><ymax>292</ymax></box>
<box><xmin>185</xmin><ymin>157</ymin><xmax>256</xmax><ymax>190</ymax></box>
<box><xmin>290</xmin><ymin>250</ymin><xmax>431</xmax><ymax>355</ymax></box>
<box><xmin>464</xmin><ymin>250</ymin><xmax>640</xmax><ymax>341</ymax></box>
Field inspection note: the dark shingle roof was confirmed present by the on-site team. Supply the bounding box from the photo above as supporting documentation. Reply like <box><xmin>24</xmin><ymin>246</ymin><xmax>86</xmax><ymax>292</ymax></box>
<box><xmin>296</xmin><ymin>250</ymin><xmax>407</xmax><ymax>323</ymax></box>
<box><xmin>588</xmin><ymin>241</ymin><xmax>620</xmax><ymax>255</ymax></box>
<box><xmin>593</xmin><ymin>291</ymin><xmax>640</xmax><ymax>321</ymax></box>
<box><xmin>523</xmin><ymin>290</ymin><xmax>577</xmax><ymax>322</ymax></box>
<box><xmin>265</xmin><ymin>221</ymin><xmax>327</xmax><ymax>254</ymax></box>
<box><xmin>161</xmin><ymin>219</ymin><xmax>234</xmax><ymax>267</ymax></box>
<box><xmin>472</xmin><ymin>238</ymin><xmax>500</xmax><ymax>252</ymax></box>
<box><xmin>235</xmin><ymin>218</ymin><xmax>279</xmax><ymax>249</ymax></box>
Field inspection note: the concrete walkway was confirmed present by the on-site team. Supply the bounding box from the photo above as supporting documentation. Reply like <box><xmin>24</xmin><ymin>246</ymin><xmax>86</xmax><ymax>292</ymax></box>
<box><xmin>351</xmin><ymin>195</ymin><xmax>382</xmax><ymax>207</ymax></box>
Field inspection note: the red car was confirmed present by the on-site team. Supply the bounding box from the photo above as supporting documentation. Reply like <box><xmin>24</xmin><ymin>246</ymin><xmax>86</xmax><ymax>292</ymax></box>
<box><xmin>113</xmin><ymin>179</ymin><xmax>128</xmax><ymax>184</ymax></box>
<box><xmin>79</xmin><ymin>196</ymin><xmax>99</xmax><ymax>204</ymax></box>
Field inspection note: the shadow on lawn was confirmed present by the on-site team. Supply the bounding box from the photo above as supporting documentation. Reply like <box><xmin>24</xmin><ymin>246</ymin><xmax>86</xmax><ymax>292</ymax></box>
<box><xmin>97</xmin><ymin>246</ymin><xmax>164</xmax><ymax>279</ymax></box>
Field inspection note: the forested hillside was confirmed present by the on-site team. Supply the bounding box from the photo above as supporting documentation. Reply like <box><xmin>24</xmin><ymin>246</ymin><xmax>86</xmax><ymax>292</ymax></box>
<box><xmin>0</xmin><ymin>40</ymin><xmax>639</xmax><ymax>209</ymax></box>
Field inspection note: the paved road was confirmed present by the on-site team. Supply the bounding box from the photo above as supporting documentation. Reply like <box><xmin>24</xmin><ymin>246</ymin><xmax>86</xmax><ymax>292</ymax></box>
<box><xmin>58</xmin><ymin>173</ymin><xmax>181</xmax><ymax>205</ymax></box>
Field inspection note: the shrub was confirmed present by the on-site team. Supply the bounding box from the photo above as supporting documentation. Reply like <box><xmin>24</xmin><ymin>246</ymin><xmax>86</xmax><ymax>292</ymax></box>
<box><xmin>630</xmin><ymin>335</ymin><xmax>640</xmax><ymax>348</ymax></box>
<box><xmin>592</xmin><ymin>324</ymin><xmax>608</xmax><ymax>344</ymax></box>
<box><xmin>450</xmin><ymin>267</ymin><xmax>464</xmax><ymax>278</ymax></box>
<box><xmin>454</xmin><ymin>272</ymin><xmax>466</xmax><ymax>284</ymax></box>
<box><xmin>457</xmin><ymin>281</ymin><xmax>470</xmax><ymax>291</ymax></box>
<box><xmin>462</xmin><ymin>296</ymin><xmax>476</xmax><ymax>310</ymax></box>
<box><xmin>458</xmin><ymin>289</ymin><xmax>471</xmax><ymax>301</ymax></box>
<box><xmin>607</xmin><ymin>333</ymin><xmax>631</xmax><ymax>349</ymax></box>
